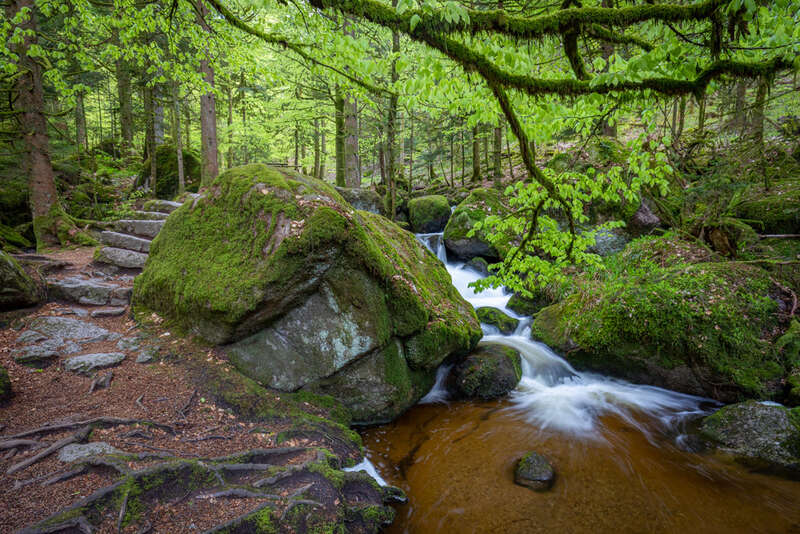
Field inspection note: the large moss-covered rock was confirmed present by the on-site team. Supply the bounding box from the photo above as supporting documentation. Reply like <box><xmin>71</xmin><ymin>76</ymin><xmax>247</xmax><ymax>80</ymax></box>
<box><xmin>408</xmin><ymin>195</ymin><xmax>450</xmax><ymax>233</ymax></box>
<box><xmin>133</xmin><ymin>164</ymin><xmax>481</xmax><ymax>424</ymax></box>
<box><xmin>735</xmin><ymin>179</ymin><xmax>800</xmax><ymax>234</ymax></box>
<box><xmin>443</xmin><ymin>188</ymin><xmax>509</xmax><ymax>260</ymax></box>
<box><xmin>531</xmin><ymin>236</ymin><xmax>787</xmax><ymax>402</ymax></box>
<box><xmin>447</xmin><ymin>344</ymin><xmax>522</xmax><ymax>400</ymax></box>
<box><xmin>335</xmin><ymin>186</ymin><xmax>385</xmax><ymax>215</ymax></box>
<box><xmin>134</xmin><ymin>144</ymin><xmax>201</xmax><ymax>199</ymax></box>
<box><xmin>0</xmin><ymin>250</ymin><xmax>41</xmax><ymax>311</ymax></box>
<box><xmin>476</xmin><ymin>307</ymin><xmax>519</xmax><ymax>334</ymax></box>
<box><xmin>700</xmin><ymin>401</ymin><xmax>800</xmax><ymax>478</ymax></box>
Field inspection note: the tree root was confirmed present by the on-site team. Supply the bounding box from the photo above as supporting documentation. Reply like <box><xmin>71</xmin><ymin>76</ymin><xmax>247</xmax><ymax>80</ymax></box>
<box><xmin>0</xmin><ymin>416</ymin><xmax>174</xmax><ymax>440</ymax></box>
<box><xmin>7</xmin><ymin>426</ymin><xmax>90</xmax><ymax>475</ymax></box>
<box><xmin>88</xmin><ymin>371</ymin><xmax>113</xmax><ymax>393</ymax></box>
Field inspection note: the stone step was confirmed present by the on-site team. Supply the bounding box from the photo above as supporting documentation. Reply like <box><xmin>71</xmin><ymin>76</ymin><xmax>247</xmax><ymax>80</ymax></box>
<box><xmin>114</xmin><ymin>219</ymin><xmax>164</xmax><ymax>238</ymax></box>
<box><xmin>130</xmin><ymin>210</ymin><xmax>169</xmax><ymax>220</ymax></box>
<box><xmin>94</xmin><ymin>247</ymin><xmax>148</xmax><ymax>269</ymax></box>
<box><xmin>142</xmin><ymin>199</ymin><xmax>182</xmax><ymax>214</ymax></box>
<box><xmin>100</xmin><ymin>231</ymin><xmax>151</xmax><ymax>253</ymax></box>
<box><xmin>47</xmin><ymin>276</ymin><xmax>131</xmax><ymax>306</ymax></box>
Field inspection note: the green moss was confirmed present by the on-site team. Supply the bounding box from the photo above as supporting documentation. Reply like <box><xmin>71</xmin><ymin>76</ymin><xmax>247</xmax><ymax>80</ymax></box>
<box><xmin>533</xmin><ymin>249</ymin><xmax>785</xmax><ymax>399</ymax></box>
<box><xmin>0</xmin><ymin>223</ymin><xmax>32</xmax><ymax>252</ymax></box>
<box><xmin>476</xmin><ymin>306</ymin><xmax>520</xmax><ymax>334</ymax></box>
<box><xmin>407</xmin><ymin>194</ymin><xmax>450</xmax><ymax>233</ymax></box>
<box><xmin>735</xmin><ymin>178</ymin><xmax>800</xmax><ymax>234</ymax></box>
<box><xmin>135</xmin><ymin>144</ymin><xmax>202</xmax><ymax>199</ymax></box>
<box><xmin>451</xmin><ymin>345</ymin><xmax>522</xmax><ymax>399</ymax></box>
<box><xmin>0</xmin><ymin>365</ymin><xmax>11</xmax><ymax>401</ymax></box>
<box><xmin>443</xmin><ymin>188</ymin><xmax>510</xmax><ymax>258</ymax></box>
<box><xmin>32</xmin><ymin>202</ymin><xmax>97</xmax><ymax>250</ymax></box>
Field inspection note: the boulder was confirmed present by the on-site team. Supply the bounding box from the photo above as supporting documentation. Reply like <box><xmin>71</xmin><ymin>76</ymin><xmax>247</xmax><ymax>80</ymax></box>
<box><xmin>134</xmin><ymin>144</ymin><xmax>201</xmax><ymax>199</ymax></box>
<box><xmin>466</xmin><ymin>257</ymin><xmax>490</xmax><ymax>276</ymax></box>
<box><xmin>335</xmin><ymin>186</ymin><xmax>384</xmax><ymax>215</ymax></box>
<box><xmin>443</xmin><ymin>188</ymin><xmax>509</xmax><ymax>260</ymax></box>
<box><xmin>514</xmin><ymin>452</ymin><xmax>555</xmax><ymax>491</ymax></box>
<box><xmin>627</xmin><ymin>200</ymin><xmax>661</xmax><ymax>236</ymax></box>
<box><xmin>408</xmin><ymin>195</ymin><xmax>451</xmax><ymax>233</ymax></box>
<box><xmin>47</xmin><ymin>276</ymin><xmax>118</xmax><ymax>305</ymax></box>
<box><xmin>476</xmin><ymin>307</ymin><xmax>519</xmax><ymax>335</ymax></box>
<box><xmin>133</xmin><ymin>164</ymin><xmax>481</xmax><ymax>424</ymax></box>
<box><xmin>734</xmin><ymin>179</ymin><xmax>800</xmax><ymax>234</ymax></box>
<box><xmin>507</xmin><ymin>292</ymin><xmax>550</xmax><ymax>317</ymax></box>
<box><xmin>532</xmin><ymin>241</ymin><xmax>787</xmax><ymax>402</ymax></box>
<box><xmin>700</xmin><ymin>401</ymin><xmax>800</xmax><ymax>478</ymax></box>
<box><xmin>64</xmin><ymin>352</ymin><xmax>125</xmax><ymax>373</ymax></box>
<box><xmin>447</xmin><ymin>344</ymin><xmax>522</xmax><ymax>400</ymax></box>
<box><xmin>0</xmin><ymin>365</ymin><xmax>11</xmax><ymax>402</ymax></box>
<box><xmin>26</xmin><ymin>317</ymin><xmax>120</xmax><ymax>344</ymax></box>
<box><xmin>0</xmin><ymin>250</ymin><xmax>41</xmax><ymax>311</ymax></box>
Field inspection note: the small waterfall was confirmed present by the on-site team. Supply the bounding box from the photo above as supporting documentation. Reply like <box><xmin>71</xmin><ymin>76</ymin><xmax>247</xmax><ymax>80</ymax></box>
<box><xmin>416</xmin><ymin>232</ymin><xmax>712</xmax><ymax>438</ymax></box>
<box><xmin>419</xmin><ymin>364</ymin><xmax>452</xmax><ymax>404</ymax></box>
<box><xmin>344</xmin><ymin>457</ymin><xmax>388</xmax><ymax>486</ymax></box>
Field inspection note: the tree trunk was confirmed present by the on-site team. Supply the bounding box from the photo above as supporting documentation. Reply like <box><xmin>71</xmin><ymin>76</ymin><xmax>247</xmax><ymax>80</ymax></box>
<box><xmin>460</xmin><ymin>126</ymin><xmax>466</xmax><ymax>186</ymax></box>
<box><xmin>386</xmin><ymin>7</ymin><xmax>400</xmax><ymax>220</ymax></box>
<box><xmin>320</xmin><ymin>126</ymin><xmax>327</xmax><ymax>180</ymax></box>
<box><xmin>75</xmin><ymin>91</ymin><xmax>88</xmax><ymax>160</ymax></box>
<box><xmin>301</xmin><ymin>130</ymin><xmax>308</xmax><ymax>175</ymax></box>
<box><xmin>676</xmin><ymin>95</ymin><xmax>686</xmax><ymax>141</ymax></box>
<box><xmin>116</xmin><ymin>59</ymin><xmax>133</xmax><ymax>156</ymax></box>
<box><xmin>471</xmin><ymin>125</ymin><xmax>480</xmax><ymax>183</ymax></box>
<box><xmin>506</xmin><ymin>125</ymin><xmax>514</xmax><ymax>180</ymax></box>
<box><xmin>599</xmin><ymin>0</ymin><xmax>617</xmax><ymax>137</ymax></box>
<box><xmin>751</xmin><ymin>77</ymin><xmax>769</xmax><ymax>189</ymax></box>
<box><xmin>450</xmin><ymin>133</ymin><xmax>454</xmax><ymax>184</ymax></box>
<box><xmin>334</xmin><ymin>86</ymin><xmax>345</xmax><ymax>186</ymax></box>
<box><xmin>153</xmin><ymin>83</ymin><xmax>165</xmax><ymax>146</ymax></box>
<box><xmin>408</xmin><ymin>115</ymin><xmax>414</xmax><ymax>194</ymax></box>
<box><xmin>493</xmin><ymin>125</ymin><xmax>502</xmax><ymax>188</ymax></box>
<box><xmin>226</xmin><ymin>85</ymin><xmax>233</xmax><ymax>169</ymax></box>
<box><xmin>294</xmin><ymin>124</ymin><xmax>300</xmax><ymax>170</ymax></box>
<box><xmin>344</xmin><ymin>97</ymin><xmax>360</xmax><ymax>187</ymax></box>
<box><xmin>143</xmin><ymin>85</ymin><xmax>157</xmax><ymax>191</ymax></box>
<box><xmin>184</xmin><ymin>102</ymin><xmax>191</xmax><ymax>150</ymax></box>
<box><xmin>196</xmin><ymin>0</ymin><xmax>219</xmax><ymax>184</ymax></box>
<box><xmin>172</xmin><ymin>80</ymin><xmax>185</xmax><ymax>195</ymax></box>
<box><xmin>732</xmin><ymin>80</ymin><xmax>747</xmax><ymax>135</ymax></box>
<box><xmin>8</xmin><ymin>0</ymin><xmax>85</xmax><ymax>248</ymax></box>
<box><xmin>378</xmin><ymin>141</ymin><xmax>386</xmax><ymax>184</ymax></box>
<box><xmin>698</xmin><ymin>95</ymin><xmax>706</xmax><ymax>133</ymax></box>
<box><xmin>314</xmin><ymin>118</ymin><xmax>321</xmax><ymax>179</ymax></box>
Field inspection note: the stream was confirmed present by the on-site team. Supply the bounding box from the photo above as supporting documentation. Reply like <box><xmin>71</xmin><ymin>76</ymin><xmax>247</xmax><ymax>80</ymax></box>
<box><xmin>357</xmin><ymin>232</ymin><xmax>800</xmax><ymax>533</ymax></box>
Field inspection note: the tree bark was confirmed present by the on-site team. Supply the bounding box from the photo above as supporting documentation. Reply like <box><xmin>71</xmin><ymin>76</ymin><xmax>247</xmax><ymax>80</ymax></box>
<box><xmin>75</xmin><ymin>91</ymin><xmax>88</xmax><ymax>156</ymax></box>
<box><xmin>172</xmin><ymin>80</ymin><xmax>185</xmax><ymax>195</ymax></box>
<box><xmin>506</xmin><ymin>125</ymin><xmax>514</xmax><ymax>180</ymax></box>
<box><xmin>386</xmin><ymin>6</ymin><xmax>400</xmax><ymax>220</ymax></box>
<box><xmin>344</xmin><ymin>97</ymin><xmax>360</xmax><ymax>187</ymax></box>
<box><xmin>226</xmin><ymin>85</ymin><xmax>233</xmax><ymax>169</ymax></box>
<box><xmin>320</xmin><ymin>126</ymin><xmax>327</xmax><ymax>179</ymax></box>
<box><xmin>471</xmin><ymin>125</ymin><xmax>480</xmax><ymax>183</ymax></box>
<box><xmin>116</xmin><ymin>59</ymin><xmax>133</xmax><ymax>156</ymax></box>
<box><xmin>143</xmin><ymin>85</ymin><xmax>157</xmax><ymax>191</ymax></box>
<box><xmin>313</xmin><ymin>118</ymin><xmax>321</xmax><ymax>179</ymax></box>
<box><xmin>408</xmin><ymin>115</ymin><xmax>414</xmax><ymax>194</ymax></box>
<box><xmin>196</xmin><ymin>0</ymin><xmax>219</xmax><ymax>184</ymax></box>
<box><xmin>153</xmin><ymin>83</ymin><xmax>165</xmax><ymax>146</ymax></box>
<box><xmin>334</xmin><ymin>86</ymin><xmax>346</xmax><ymax>186</ymax></box>
<box><xmin>493</xmin><ymin>124</ymin><xmax>502</xmax><ymax>188</ymax></box>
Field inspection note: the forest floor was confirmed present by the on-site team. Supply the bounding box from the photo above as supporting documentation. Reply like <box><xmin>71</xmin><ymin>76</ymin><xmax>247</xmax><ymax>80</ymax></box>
<box><xmin>0</xmin><ymin>248</ymin><xmax>387</xmax><ymax>533</ymax></box>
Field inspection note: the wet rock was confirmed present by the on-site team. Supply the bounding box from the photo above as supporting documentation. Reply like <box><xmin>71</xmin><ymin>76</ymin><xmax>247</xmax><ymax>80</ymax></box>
<box><xmin>27</xmin><ymin>316</ymin><xmax>120</xmax><ymax>343</ymax></box>
<box><xmin>0</xmin><ymin>250</ymin><xmax>42</xmax><ymax>311</ymax></box>
<box><xmin>447</xmin><ymin>344</ymin><xmax>522</xmax><ymax>400</ymax></box>
<box><xmin>514</xmin><ymin>452</ymin><xmax>555</xmax><ymax>491</ymax></box>
<box><xmin>476</xmin><ymin>307</ymin><xmax>519</xmax><ymax>335</ymax></box>
<box><xmin>64</xmin><ymin>352</ymin><xmax>125</xmax><ymax>373</ymax></box>
<box><xmin>47</xmin><ymin>276</ymin><xmax>116</xmax><ymax>305</ymax></box>
<box><xmin>408</xmin><ymin>195</ymin><xmax>451</xmax><ymax>233</ymax></box>
<box><xmin>58</xmin><ymin>442</ymin><xmax>121</xmax><ymax>463</ymax></box>
<box><xmin>443</xmin><ymin>188</ymin><xmax>509</xmax><ymax>261</ymax></box>
<box><xmin>466</xmin><ymin>257</ymin><xmax>490</xmax><ymax>276</ymax></box>
<box><xmin>90</xmin><ymin>307</ymin><xmax>126</xmax><ymax>318</ymax></box>
<box><xmin>700</xmin><ymin>401</ymin><xmax>800</xmax><ymax>478</ymax></box>
<box><xmin>507</xmin><ymin>292</ymin><xmax>550</xmax><ymax>317</ymax></box>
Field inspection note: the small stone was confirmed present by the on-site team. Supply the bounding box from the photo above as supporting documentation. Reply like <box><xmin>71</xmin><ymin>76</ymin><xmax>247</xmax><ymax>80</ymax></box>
<box><xmin>64</xmin><ymin>352</ymin><xmax>125</xmax><ymax>373</ymax></box>
<box><xmin>476</xmin><ymin>307</ymin><xmax>519</xmax><ymax>335</ymax></box>
<box><xmin>514</xmin><ymin>452</ymin><xmax>555</xmax><ymax>491</ymax></box>
<box><xmin>116</xmin><ymin>336</ymin><xmax>141</xmax><ymax>352</ymax></box>
<box><xmin>91</xmin><ymin>307</ymin><xmax>126</xmax><ymax>318</ymax></box>
<box><xmin>136</xmin><ymin>347</ymin><xmax>158</xmax><ymax>363</ymax></box>
<box><xmin>58</xmin><ymin>442</ymin><xmax>121</xmax><ymax>463</ymax></box>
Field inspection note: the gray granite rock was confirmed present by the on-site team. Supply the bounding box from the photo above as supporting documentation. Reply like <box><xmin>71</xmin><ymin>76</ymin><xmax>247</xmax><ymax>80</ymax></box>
<box><xmin>136</xmin><ymin>346</ymin><xmax>158</xmax><ymax>363</ymax></box>
<box><xmin>58</xmin><ymin>442</ymin><xmax>121</xmax><ymax>463</ymax></box>
<box><xmin>64</xmin><ymin>352</ymin><xmax>125</xmax><ymax>373</ymax></box>
<box><xmin>116</xmin><ymin>336</ymin><xmax>142</xmax><ymax>352</ymax></box>
<box><xmin>27</xmin><ymin>317</ymin><xmax>120</xmax><ymax>343</ymax></box>
<box><xmin>114</xmin><ymin>219</ymin><xmax>164</xmax><ymax>238</ymax></box>
<box><xmin>91</xmin><ymin>307</ymin><xmax>126</xmax><ymax>318</ymax></box>
<box><xmin>515</xmin><ymin>452</ymin><xmax>555</xmax><ymax>491</ymax></box>
<box><xmin>94</xmin><ymin>247</ymin><xmax>147</xmax><ymax>269</ymax></box>
<box><xmin>99</xmin><ymin>231</ymin><xmax>152</xmax><ymax>253</ymax></box>
<box><xmin>47</xmin><ymin>276</ymin><xmax>116</xmax><ymax>306</ymax></box>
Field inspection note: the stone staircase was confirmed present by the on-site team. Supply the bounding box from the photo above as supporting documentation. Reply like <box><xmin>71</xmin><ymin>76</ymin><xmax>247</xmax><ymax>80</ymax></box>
<box><xmin>94</xmin><ymin>199</ymin><xmax>183</xmax><ymax>270</ymax></box>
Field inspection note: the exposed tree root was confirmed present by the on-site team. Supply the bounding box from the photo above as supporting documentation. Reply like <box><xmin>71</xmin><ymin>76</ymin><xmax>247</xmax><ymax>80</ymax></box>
<box><xmin>0</xmin><ymin>416</ymin><xmax>174</xmax><ymax>441</ymax></box>
<box><xmin>7</xmin><ymin>426</ymin><xmax>90</xmax><ymax>475</ymax></box>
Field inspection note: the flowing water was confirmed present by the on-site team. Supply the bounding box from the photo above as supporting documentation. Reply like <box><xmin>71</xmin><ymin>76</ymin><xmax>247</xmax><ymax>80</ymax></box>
<box><xmin>357</xmin><ymin>232</ymin><xmax>800</xmax><ymax>533</ymax></box>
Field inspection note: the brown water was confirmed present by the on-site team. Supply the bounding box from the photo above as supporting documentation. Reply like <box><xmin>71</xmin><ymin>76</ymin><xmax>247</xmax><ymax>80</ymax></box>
<box><xmin>362</xmin><ymin>399</ymin><xmax>800</xmax><ymax>534</ymax></box>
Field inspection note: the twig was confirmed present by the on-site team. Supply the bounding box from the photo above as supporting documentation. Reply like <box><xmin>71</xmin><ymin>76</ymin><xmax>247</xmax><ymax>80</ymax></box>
<box><xmin>181</xmin><ymin>435</ymin><xmax>231</xmax><ymax>443</ymax></box>
<box><xmin>177</xmin><ymin>389</ymin><xmax>197</xmax><ymax>420</ymax></box>
<box><xmin>2</xmin><ymin>448</ymin><xmax>17</xmax><ymax>460</ymax></box>
<box><xmin>135</xmin><ymin>394</ymin><xmax>146</xmax><ymax>410</ymax></box>
<box><xmin>759</xmin><ymin>234</ymin><xmax>800</xmax><ymax>239</ymax></box>
<box><xmin>7</xmin><ymin>426</ymin><xmax>90</xmax><ymax>475</ymax></box>
<box><xmin>0</xmin><ymin>417</ymin><xmax>174</xmax><ymax>440</ymax></box>
<box><xmin>116</xmin><ymin>490</ymin><xmax>129</xmax><ymax>533</ymax></box>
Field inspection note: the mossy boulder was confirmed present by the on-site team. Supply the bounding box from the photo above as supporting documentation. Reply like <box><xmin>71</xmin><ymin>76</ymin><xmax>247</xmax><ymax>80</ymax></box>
<box><xmin>408</xmin><ymin>195</ymin><xmax>451</xmax><ymax>233</ymax></box>
<box><xmin>476</xmin><ymin>307</ymin><xmax>519</xmax><ymax>334</ymax></box>
<box><xmin>0</xmin><ymin>223</ymin><xmax>32</xmax><ymax>252</ymax></box>
<box><xmin>133</xmin><ymin>164</ymin><xmax>481</xmax><ymax>424</ymax></box>
<box><xmin>447</xmin><ymin>344</ymin><xmax>522</xmax><ymax>400</ymax></box>
<box><xmin>134</xmin><ymin>144</ymin><xmax>201</xmax><ymax>199</ymax></box>
<box><xmin>532</xmin><ymin>237</ymin><xmax>788</xmax><ymax>402</ymax></box>
<box><xmin>0</xmin><ymin>250</ymin><xmax>41</xmax><ymax>311</ymax></box>
<box><xmin>734</xmin><ymin>179</ymin><xmax>800</xmax><ymax>234</ymax></box>
<box><xmin>0</xmin><ymin>365</ymin><xmax>11</xmax><ymax>402</ymax></box>
<box><xmin>700</xmin><ymin>401</ymin><xmax>800</xmax><ymax>478</ymax></box>
<box><xmin>335</xmin><ymin>186</ymin><xmax>385</xmax><ymax>215</ymax></box>
<box><xmin>507</xmin><ymin>292</ymin><xmax>550</xmax><ymax>317</ymax></box>
<box><xmin>443</xmin><ymin>188</ymin><xmax>509</xmax><ymax>260</ymax></box>
<box><xmin>514</xmin><ymin>451</ymin><xmax>555</xmax><ymax>491</ymax></box>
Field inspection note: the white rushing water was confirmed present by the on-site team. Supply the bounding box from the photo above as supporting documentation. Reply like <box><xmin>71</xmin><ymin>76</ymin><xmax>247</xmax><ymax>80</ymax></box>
<box><xmin>417</xmin><ymin>232</ymin><xmax>712</xmax><ymax>438</ymax></box>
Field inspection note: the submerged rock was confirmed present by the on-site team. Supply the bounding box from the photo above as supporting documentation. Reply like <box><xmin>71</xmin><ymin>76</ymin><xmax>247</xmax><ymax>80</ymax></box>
<box><xmin>0</xmin><ymin>250</ymin><xmax>41</xmax><ymax>311</ymax></box>
<box><xmin>514</xmin><ymin>452</ymin><xmax>555</xmax><ymax>491</ymax></box>
<box><xmin>408</xmin><ymin>195</ymin><xmax>451</xmax><ymax>233</ymax></box>
<box><xmin>447</xmin><ymin>344</ymin><xmax>522</xmax><ymax>400</ymax></box>
<box><xmin>476</xmin><ymin>307</ymin><xmax>519</xmax><ymax>335</ymax></box>
<box><xmin>700</xmin><ymin>401</ymin><xmax>800</xmax><ymax>478</ymax></box>
<box><xmin>443</xmin><ymin>188</ymin><xmax>509</xmax><ymax>260</ymax></box>
<box><xmin>133</xmin><ymin>164</ymin><xmax>480</xmax><ymax>424</ymax></box>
